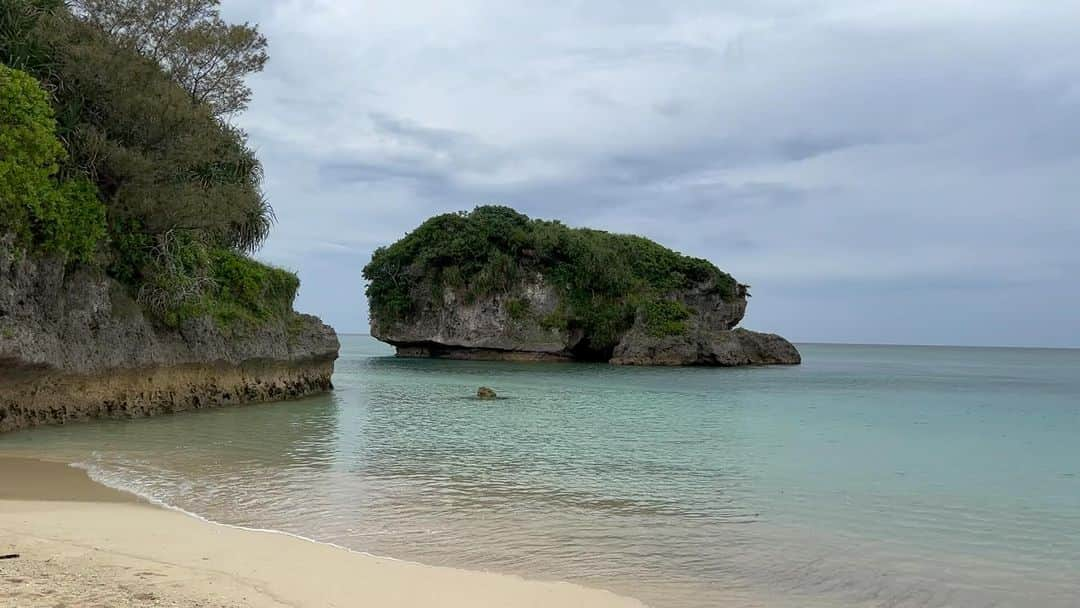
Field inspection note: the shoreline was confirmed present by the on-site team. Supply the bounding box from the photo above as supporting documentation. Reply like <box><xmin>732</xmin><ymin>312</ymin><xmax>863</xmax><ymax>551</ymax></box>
<box><xmin>0</xmin><ymin>456</ymin><xmax>646</xmax><ymax>607</ymax></box>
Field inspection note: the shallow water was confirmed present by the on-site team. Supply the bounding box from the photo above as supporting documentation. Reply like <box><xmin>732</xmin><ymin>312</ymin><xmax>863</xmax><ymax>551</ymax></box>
<box><xmin>2</xmin><ymin>337</ymin><xmax>1078</xmax><ymax>607</ymax></box>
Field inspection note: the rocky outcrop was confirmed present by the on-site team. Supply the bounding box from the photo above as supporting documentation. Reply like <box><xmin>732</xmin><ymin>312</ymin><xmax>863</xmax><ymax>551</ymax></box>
<box><xmin>611</xmin><ymin>328</ymin><xmax>801</xmax><ymax>366</ymax></box>
<box><xmin>375</xmin><ymin>274</ymin><xmax>569</xmax><ymax>359</ymax></box>
<box><xmin>0</xmin><ymin>237</ymin><xmax>339</xmax><ymax>433</ymax></box>
<box><xmin>372</xmin><ymin>272</ymin><xmax>799</xmax><ymax>367</ymax></box>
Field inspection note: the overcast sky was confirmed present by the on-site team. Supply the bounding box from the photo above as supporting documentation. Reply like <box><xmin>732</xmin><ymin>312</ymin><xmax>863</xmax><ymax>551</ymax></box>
<box><xmin>222</xmin><ymin>0</ymin><xmax>1080</xmax><ymax>347</ymax></box>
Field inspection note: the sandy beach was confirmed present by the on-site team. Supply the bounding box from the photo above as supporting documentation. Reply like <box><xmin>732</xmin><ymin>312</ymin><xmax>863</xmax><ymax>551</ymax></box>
<box><xmin>0</xmin><ymin>456</ymin><xmax>644</xmax><ymax>608</ymax></box>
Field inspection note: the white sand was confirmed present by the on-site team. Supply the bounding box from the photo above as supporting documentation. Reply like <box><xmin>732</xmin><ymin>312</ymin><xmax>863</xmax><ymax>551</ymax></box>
<box><xmin>0</xmin><ymin>457</ymin><xmax>645</xmax><ymax>608</ymax></box>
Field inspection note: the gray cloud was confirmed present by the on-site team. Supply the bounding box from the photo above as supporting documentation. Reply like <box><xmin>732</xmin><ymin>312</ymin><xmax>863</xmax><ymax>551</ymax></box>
<box><xmin>319</xmin><ymin>161</ymin><xmax>448</xmax><ymax>189</ymax></box>
<box><xmin>368</xmin><ymin>112</ymin><xmax>471</xmax><ymax>150</ymax></box>
<box><xmin>223</xmin><ymin>0</ymin><xmax>1080</xmax><ymax>346</ymax></box>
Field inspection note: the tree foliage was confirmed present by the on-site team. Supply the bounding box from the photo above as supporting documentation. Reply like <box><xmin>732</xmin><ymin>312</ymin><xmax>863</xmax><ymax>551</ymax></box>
<box><xmin>364</xmin><ymin>206</ymin><xmax>738</xmax><ymax>354</ymax></box>
<box><xmin>0</xmin><ymin>0</ymin><xmax>63</xmax><ymax>72</ymax></box>
<box><xmin>0</xmin><ymin>0</ymin><xmax>290</xmax><ymax>326</ymax></box>
<box><xmin>71</xmin><ymin>0</ymin><xmax>267</xmax><ymax>117</ymax></box>
<box><xmin>0</xmin><ymin>63</ymin><xmax>105</xmax><ymax>262</ymax></box>
<box><xmin>0</xmin><ymin>62</ymin><xmax>64</xmax><ymax>206</ymax></box>
<box><xmin>641</xmin><ymin>299</ymin><xmax>692</xmax><ymax>337</ymax></box>
<box><xmin>29</xmin><ymin>9</ymin><xmax>271</xmax><ymax>250</ymax></box>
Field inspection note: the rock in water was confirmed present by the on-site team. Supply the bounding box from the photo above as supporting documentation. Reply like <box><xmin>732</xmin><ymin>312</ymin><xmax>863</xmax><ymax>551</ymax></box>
<box><xmin>477</xmin><ymin>387</ymin><xmax>497</xmax><ymax>400</ymax></box>
<box><xmin>364</xmin><ymin>206</ymin><xmax>800</xmax><ymax>367</ymax></box>
<box><xmin>610</xmin><ymin>328</ymin><xmax>801</xmax><ymax>366</ymax></box>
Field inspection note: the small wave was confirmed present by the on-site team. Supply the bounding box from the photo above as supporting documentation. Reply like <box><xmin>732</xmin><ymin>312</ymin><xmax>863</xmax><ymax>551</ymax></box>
<box><xmin>68</xmin><ymin>459</ymin><xmax>430</xmax><ymax>567</ymax></box>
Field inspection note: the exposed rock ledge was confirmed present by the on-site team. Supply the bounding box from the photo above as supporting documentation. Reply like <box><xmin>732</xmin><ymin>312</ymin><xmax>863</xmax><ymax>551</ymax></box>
<box><xmin>0</xmin><ymin>238</ymin><xmax>339</xmax><ymax>433</ymax></box>
<box><xmin>373</xmin><ymin>274</ymin><xmax>800</xmax><ymax>367</ymax></box>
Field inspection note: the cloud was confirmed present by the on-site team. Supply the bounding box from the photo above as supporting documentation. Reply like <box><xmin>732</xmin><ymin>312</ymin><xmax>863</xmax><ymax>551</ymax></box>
<box><xmin>221</xmin><ymin>0</ymin><xmax>1080</xmax><ymax>346</ymax></box>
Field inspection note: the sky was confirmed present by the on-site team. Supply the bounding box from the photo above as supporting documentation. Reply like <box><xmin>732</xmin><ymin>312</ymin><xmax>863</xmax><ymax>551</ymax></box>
<box><xmin>221</xmin><ymin>0</ymin><xmax>1080</xmax><ymax>347</ymax></box>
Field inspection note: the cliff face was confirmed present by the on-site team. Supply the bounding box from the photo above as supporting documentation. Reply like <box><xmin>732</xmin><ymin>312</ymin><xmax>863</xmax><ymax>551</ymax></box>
<box><xmin>371</xmin><ymin>272</ymin><xmax>799</xmax><ymax>367</ymax></box>
<box><xmin>374</xmin><ymin>274</ymin><xmax>569</xmax><ymax>359</ymax></box>
<box><xmin>0</xmin><ymin>238</ymin><xmax>339</xmax><ymax>432</ymax></box>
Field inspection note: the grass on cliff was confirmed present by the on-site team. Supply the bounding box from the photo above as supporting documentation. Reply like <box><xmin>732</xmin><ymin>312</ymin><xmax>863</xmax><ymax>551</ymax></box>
<box><xmin>119</xmin><ymin>231</ymin><xmax>299</xmax><ymax>329</ymax></box>
<box><xmin>364</xmin><ymin>206</ymin><xmax>737</xmax><ymax>354</ymax></box>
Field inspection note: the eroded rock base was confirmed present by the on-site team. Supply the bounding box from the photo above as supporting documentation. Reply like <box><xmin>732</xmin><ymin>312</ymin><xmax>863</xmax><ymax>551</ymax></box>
<box><xmin>0</xmin><ymin>358</ymin><xmax>334</xmax><ymax>433</ymax></box>
<box><xmin>389</xmin><ymin>328</ymin><xmax>801</xmax><ymax>367</ymax></box>
<box><xmin>394</xmin><ymin>343</ymin><xmax>571</xmax><ymax>361</ymax></box>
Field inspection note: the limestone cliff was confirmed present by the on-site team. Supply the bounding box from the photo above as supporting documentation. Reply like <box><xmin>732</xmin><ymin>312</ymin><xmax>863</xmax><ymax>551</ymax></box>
<box><xmin>0</xmin><ymin>238</ymin><xmax>339</xmax><ymax>432</ymax></box>
<box><xmin>366</xmin><ymin>206</ymin><xmax>799</xmax><ymax>367</ymax></box>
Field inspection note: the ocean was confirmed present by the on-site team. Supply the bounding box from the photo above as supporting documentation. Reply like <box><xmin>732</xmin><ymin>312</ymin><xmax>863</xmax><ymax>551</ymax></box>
<box><xmin>2</xmin><ymin>336</ymin><xmax>1078</xmax><ymax>607</ymax></box>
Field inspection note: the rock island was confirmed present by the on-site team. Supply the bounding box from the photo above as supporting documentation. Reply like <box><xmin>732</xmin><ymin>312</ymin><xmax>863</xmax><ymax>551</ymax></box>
<box><xmin>364</xmin><ymin>206</ymin><xmax>799</xmax><ymax>366</ymax></box>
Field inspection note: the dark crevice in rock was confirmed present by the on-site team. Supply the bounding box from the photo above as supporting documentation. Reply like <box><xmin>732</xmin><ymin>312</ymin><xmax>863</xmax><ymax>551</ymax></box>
<box><xmin>568</xmin><ymin>339</ymin><xmax>616</xmax><ymax>363</ymax></box>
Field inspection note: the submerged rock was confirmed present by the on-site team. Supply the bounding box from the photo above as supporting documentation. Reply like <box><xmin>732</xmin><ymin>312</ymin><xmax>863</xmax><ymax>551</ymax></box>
<box><xmin>477</xmin><ymin>386</ymin><xmax>497</xmax><ymax>399</ymax></box>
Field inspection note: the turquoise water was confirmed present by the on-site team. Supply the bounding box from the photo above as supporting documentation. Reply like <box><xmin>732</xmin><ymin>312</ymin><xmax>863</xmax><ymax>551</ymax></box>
<box><xmin>2</xmin><ymin>336</ymin><xmax>1078</xmax><ymax>607</ymax></box>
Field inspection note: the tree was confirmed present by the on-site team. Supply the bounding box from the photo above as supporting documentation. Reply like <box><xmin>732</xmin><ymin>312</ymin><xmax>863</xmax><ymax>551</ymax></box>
<box><xmin>0</xmin><ymin>3</ymin><xmax>291</xmax><ymax>325</ymax></box>
<box><xmin>70</xmin><ymin>0</ymin><xmax>267</xmax><ymax>117</ymax></box>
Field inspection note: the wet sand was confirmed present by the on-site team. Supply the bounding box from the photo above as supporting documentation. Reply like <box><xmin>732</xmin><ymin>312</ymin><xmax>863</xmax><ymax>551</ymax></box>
<box><xmin>0</xmin><ymin>456</ymin><xmax>645</xmax><ymax>608</ymax></box>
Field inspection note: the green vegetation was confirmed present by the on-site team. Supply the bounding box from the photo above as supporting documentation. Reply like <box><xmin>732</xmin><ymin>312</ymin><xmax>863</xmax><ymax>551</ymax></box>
<box><xmin>506</xmin><ymin>298</ymin><xmax>530</xmax><ymax>321</ymax></box>
<box><xmin>0</xmin><ymin>63</ymin><xmax>105</xmax><ymax>262</ymax></box>
<box><xmin>207</xmin><ymin>248</ymin><xmax>299</xmax><ymax>324</ymax></box>
<box><xmin>73</xmin><ymin>0</ymin><xmax>268</xmax><ymax>118</ymax></box>
<box><xmin>132</xmin><ymin>232</ymin><xmax>297</xmax><ymax>328</ymax></box>
<box><xmin>1</xmin><ymin>0</ymin><xmax>294</xmax><ymax>327</ymax></box>
<box><xmin>364</xmin><ymin>206</ymin><xmax>737</xmax><ymax>355</ymax></box>
<box><xmin>641</xmin><ymin>299</ymin><xmax>692</xmax><ymax>337</ymax></box>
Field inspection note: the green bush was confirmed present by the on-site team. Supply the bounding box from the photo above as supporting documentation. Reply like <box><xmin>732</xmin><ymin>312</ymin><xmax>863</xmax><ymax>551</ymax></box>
<box><xmin>506</xmin><ymin>298</ymin><xmax>530</xmax><ymax>320</ymax></box>
<box><xmin>107</xmin><ymin>218</ymin><xmax>154</xmax><ymax>285</ymax></box>
<box><xmin>364</xmin><ymin>205</ymin><xmax>738</xmax><ymax>353</ymax></box>
<box><xmin>0</xmin><ymin>62</ymin><xmax>63</xmax><ymax>242</ymax></box>
<box><xmin>642</xmin><ymin>299</ymin><xmax>692</xmax><ymax>337</ymax></box>
<box><xmin>132</xmin><ymin>231</ymin><xmax>298</xmax><ymax>328</ymax></box>
<box><xmin>209</xmin><ymin>248</ymin><xmax>299</xmax><ymax>322</ymax></box>
<box><xmin>0</xmin><ymin>63</ymin><xmax>106</xmax><ymax>262</ymax></box>
<box><xmin>38</xmin><ymin>177</ymin><xmax>106</xmax><ymax>261</ymax></box>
